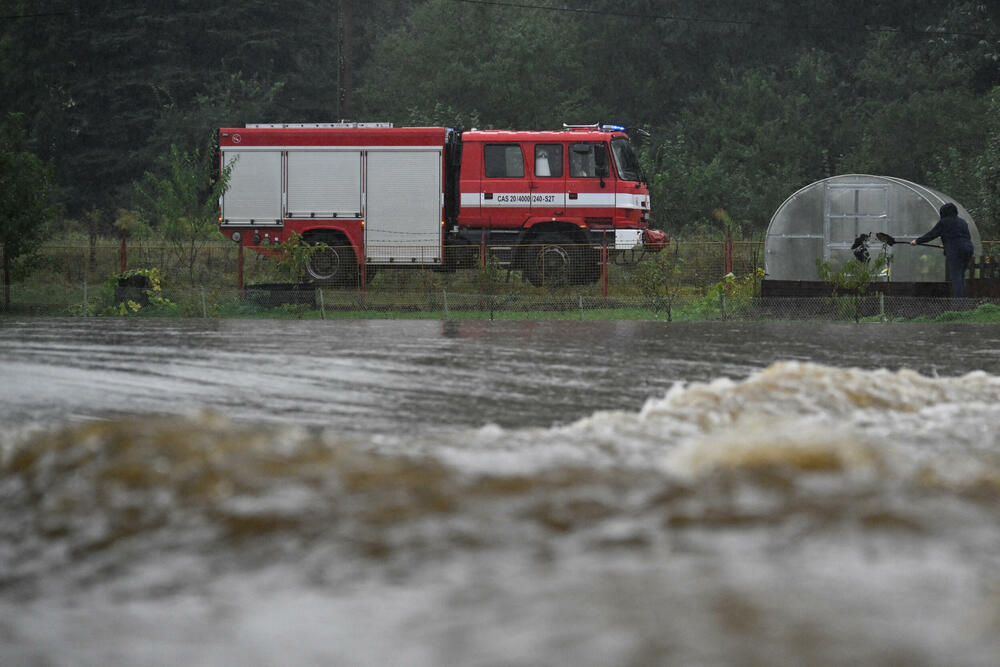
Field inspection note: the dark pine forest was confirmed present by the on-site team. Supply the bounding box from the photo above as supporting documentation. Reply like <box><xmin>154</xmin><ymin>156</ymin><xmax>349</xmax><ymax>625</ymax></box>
<box><xmin>3</xmin><ymin>0</ymin><xmax>999</xmax><ymax>239</ymax></box>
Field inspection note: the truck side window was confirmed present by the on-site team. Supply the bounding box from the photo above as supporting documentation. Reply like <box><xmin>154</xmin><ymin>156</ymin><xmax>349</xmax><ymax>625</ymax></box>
<box><xmin>484</xmin><ymin>145</ymin><xmax>524</xmax><ymax>178</ymax></box>
<box><xmin>534</xmin><ymin>144</ymin><xmax>563</xmax><ymax>178</ymax></box>
<box><xmin>570</xmin><ymin>144</ymin><xmax>594</xmax><ymax>177</ymax></box>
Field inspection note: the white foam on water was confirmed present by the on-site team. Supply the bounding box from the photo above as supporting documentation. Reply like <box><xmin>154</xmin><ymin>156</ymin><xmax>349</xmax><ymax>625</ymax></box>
<box><xmin>422</xmin><ymin>362</ymin><xmax>1000</xmax><ymax>494</ymax></box>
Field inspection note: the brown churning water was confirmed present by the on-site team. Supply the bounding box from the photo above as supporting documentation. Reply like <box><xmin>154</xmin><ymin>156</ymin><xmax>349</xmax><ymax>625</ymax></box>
<box><xmin>3</xmin><ymin>359</ymin><xmax>1000</xmax><ymax>665</ymax></box>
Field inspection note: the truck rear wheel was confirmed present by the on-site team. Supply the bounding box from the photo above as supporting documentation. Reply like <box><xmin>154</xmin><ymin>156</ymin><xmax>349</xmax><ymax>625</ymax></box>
<box><xmin>526</xmin><ymin>234</ymin><xmax>578</xmax><ymax>287</ymax></box>
<box><xmin>304</xmin><ymin>235</ymin><xmax>356</xmax><ymax>286</ymax></box>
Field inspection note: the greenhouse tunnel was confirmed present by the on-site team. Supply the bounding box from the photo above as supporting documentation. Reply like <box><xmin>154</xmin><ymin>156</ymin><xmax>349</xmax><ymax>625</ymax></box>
<box><xmin>764</xmin><ymin>175</ymin><xmax>981</xmax><ymax>284</ymax></box>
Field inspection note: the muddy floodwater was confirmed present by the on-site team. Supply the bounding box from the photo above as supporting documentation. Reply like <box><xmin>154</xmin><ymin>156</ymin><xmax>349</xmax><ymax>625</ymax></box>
<box><xmin>3</xmin><ymin>318</ymin><xmax>1000</xmax><ymax>666</ymax></box>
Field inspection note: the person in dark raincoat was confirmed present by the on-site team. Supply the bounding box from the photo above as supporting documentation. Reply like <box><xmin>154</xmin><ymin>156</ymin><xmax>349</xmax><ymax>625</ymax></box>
<box><xmin>911</xmin><ymin>202</ymin><xmax>974</xmax><ymax>298</ymax></box>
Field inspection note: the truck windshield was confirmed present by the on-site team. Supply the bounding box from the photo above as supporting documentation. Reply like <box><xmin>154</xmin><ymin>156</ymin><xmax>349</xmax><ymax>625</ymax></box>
<box><xmin>611</xmin><ymin>137</ymin><xmax>644</xmax><ymax>183</ymax></box>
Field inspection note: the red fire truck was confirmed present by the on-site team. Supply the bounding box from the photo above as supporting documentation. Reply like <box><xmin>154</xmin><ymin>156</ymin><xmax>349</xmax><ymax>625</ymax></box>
<box><xmin>218</xmin><ymin>122</ymin><xmax>665</xmax><ymax>286</ymax></box>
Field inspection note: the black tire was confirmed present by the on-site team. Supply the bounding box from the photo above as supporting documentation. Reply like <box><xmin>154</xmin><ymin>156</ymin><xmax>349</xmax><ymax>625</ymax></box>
<box><xmin>526</xmin><ymin>234</ymin><xmax>579</xmax><ymax>287</ymax></box>
<box><xmin>304</xmin><ymin>235</ymin><xmax>356</xmax><ymax>287</ymax></box>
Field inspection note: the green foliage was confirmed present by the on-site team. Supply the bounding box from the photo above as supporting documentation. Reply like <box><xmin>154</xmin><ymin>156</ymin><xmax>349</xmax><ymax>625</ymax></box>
<box><xmin>268</xmin><ymin>232</ymin><xmax>314</xmax><ymax>283</ymax></box>
<box><xmin>816</xmin><ymin>255</ymin><xmax>888</xmax><ymax>296</ymax></box>
<box><xmin>976</xmin><ymin>88</ymin><xmax>1000</xmax><ymax>239</ymax></box>
<box><xmin>940</xmin><ymin>86</ymin><xmax>1000</xmax><ymax>239</ymax></box>
<box><xmin>152</xmin><ymin>73</ymin><xmax>284</xmax><ymax>159</ymax></box>
<box><xmin>81</xmin><ymin>206</ymin><xmax>109</xmax><ymax>242</ymax></box>
<box><xmin>406</xmin><ymin>103</ymin><xmax>481</xmax><ymax>132</ymax></box>
<box><xmin>632</xmin><ymin>249</ymin><xmax>684</xmax><ymax>320</ymax></box>
<box><xmin>816</xmin><ymin>254</ymin><xmax>890</xmax><ymax>322</ymax></box>
<box><xmin>356</xmin><ymin>0</ymin><xmax>594</xmax><ymax>128</ymax></box>
<box><xmin>107</xmin><ymin>267</ymin><xmax>163</xmax><ymax>292</ymax></box>
<box><xmin>837</xmin><ymin>32</ymin><xmax>985</xmax><ymax>182</ymax></box>
<box><xmin>0</xmin><ymin>113</ymin><xmax>54</xmax><ymax>255</ymax></box>
<box><xmin>646</xmin><ymin>135</ymin><xmax>732</xmax><ymax>233</ymax></box>
<box><xmin>134</xmin><ymin>141</ymin><xmax>230</xmax><ymax>284</ymax></box>
<box><xmin>2</xmin><ymin>0</ymin><xmax>1000</xmax><ymax>244</ymax></box>
<box><xmin>0</xmin><ymin>112</ymin><xmax>55</xmax><ymax>308</ymax></box>
<box><xmin>475</xmin><ymin>256</ymin><xmax>507</xmax><ymax>295</ymax></box>
<box><xmin>678</xmin><ymin>269</ymin><xmax>764</xmax><ymax>320</ymax></box>
<box><xmin>657</xmin><ymin>52</ymin><xmax>846</xmax><ymax>236</ymax></box>
<box><xmin>114</xmin><ymin>208</ymin><xmax>150</xmax><ymax>240</ymax></box>
<box><xmin>718</xmin><ymin>268</ymin><xmax>765</xmax><ymax>300</ymax></box>
<box><xmin>99</xmin><ymin>267</ymin><xmax>179</xmax><ymax>317</ymax></box>
<box><xmin>933</xmin><ymin>303</ymin><xmax>1000</xmax><ymax>322</ymax></box>
<box><xmin>926</xmin><ymin>88</ymin><xmax>1000</xmax><ymax>239</ymax></box>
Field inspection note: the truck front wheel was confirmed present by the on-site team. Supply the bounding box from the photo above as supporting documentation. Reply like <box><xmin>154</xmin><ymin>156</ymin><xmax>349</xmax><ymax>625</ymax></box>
<box><xmin>526</xmin><ymin>234</ymin><xmax>578</xmax><ymax>287</ymax></box>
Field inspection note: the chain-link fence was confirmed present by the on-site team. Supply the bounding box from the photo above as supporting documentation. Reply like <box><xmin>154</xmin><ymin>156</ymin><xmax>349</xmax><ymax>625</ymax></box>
<box><xmin>3</xmin><ymin>240</ymin><xmax>1000</xmax><ymax>321</ymax></box>
<box><xmin>0</xmin><ymin>241</ymin><xmax>763</xmax><ymax>295</ymax></box>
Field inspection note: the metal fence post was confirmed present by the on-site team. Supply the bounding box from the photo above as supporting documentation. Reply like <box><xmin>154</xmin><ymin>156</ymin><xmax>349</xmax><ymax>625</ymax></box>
<box><xmin>721</xmin><ymin>292</ymin><xmax>727</xmax><ymax>320</ymax></box>
<box><xmin>880</xmin><ymin>292</ymin><xmax>885</xmax><ymax>322</ymax></box>
<box><xmin>83</xmin><ymin>278</ymin><xmax>88</xmax><ymax>316</ymax></box>
<box><xmin>601</xmin><ymin>235</ymin><xmax>608</xmax><ymax>299</ymax></box>
<box><xmin>237</xmin><ymin>243</ymin><xmax>244</xmax><ymax>297</ymax></box>
<box><xmin>724</xmin><ymin>227</ymin><xmax>733</xmax><ymax>275</ymax></box>
<box><xmin>443</xmin><ymin>290</ymin><xmax>449</xmax><ymax>320</ymax></box>
<box><xmin>200</xmin><ymin>287</ymin><xmax>207</xmax><ymax>318</ymax></box>
<box><xmin>579</xmin><ymin>295</ymin><xmax>584</xmax><ymax>321</ymax></box>
<box><xmin>319</xmin><ymin>288</ymin><xmax>326</xmax><ymax>320</ymax></box>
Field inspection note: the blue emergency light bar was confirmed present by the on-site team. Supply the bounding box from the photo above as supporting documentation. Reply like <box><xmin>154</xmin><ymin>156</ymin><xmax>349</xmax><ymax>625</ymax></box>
<box><xmin>563</xmin><ymin>123</ymin><xmax>629</xmax><ymax>132</ymax></box>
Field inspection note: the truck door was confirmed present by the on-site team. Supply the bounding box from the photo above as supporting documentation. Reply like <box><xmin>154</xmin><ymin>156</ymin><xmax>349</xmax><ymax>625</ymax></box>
<box><xmin>482</xmin><ymin>143</ymin><xmax>529</xmax><ymax>229</ymax></box>
<box><xmin>530</xmin><ymin>143</ymin><xmax>565</xmax><ymax>216</ymax></box>
<box><xmin>457</xmin><ymin>140</ymin><xmax>481</xmax><ymax>225</ymax></box>
<box><xmin>565</xmin><ymin>143</ymin><xmax>613</xmax><ymax>221</ymax></box>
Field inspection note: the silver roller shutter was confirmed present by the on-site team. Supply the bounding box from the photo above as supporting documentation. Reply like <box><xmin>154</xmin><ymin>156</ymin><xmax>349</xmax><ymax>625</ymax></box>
<box><xmin>287</xmin><ymin>151</ymin><xmax>362</xmax><ymax>218</ymax></box>
<box><xmin>365</xmin><ymin>150</ymin><xmax>442</xmax><ymax>264</ymax></box>
<box><xmin>222</xmin><ymin>150</ymin><xmax>282</xmax><ymax>224</ymax></box>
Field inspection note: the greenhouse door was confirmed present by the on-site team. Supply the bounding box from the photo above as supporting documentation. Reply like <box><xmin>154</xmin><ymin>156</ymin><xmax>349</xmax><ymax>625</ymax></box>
<box><xmin>823</xmin><ymin>184</ymin><xmax>889</xmax><ymax>262</ymax></box>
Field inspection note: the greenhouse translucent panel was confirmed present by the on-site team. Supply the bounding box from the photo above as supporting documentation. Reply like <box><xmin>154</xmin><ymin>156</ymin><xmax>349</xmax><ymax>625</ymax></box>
<box><xmin>828</xmin><ymin>217</ymin><xmax>861</xmax><ymax>245</ymax></box>
<box><xmin>771</xmin><ymin>191</ymin><xmax>824</xmax><ymax>236</ymax></box>
<box><xmin>765</xmin><ymin>237</ymin><xmax>826</xmax><ymax>280</ymax></box>
<box><xmin>827</xmin><ymin>186</ymin><xmax>887</xmax><ymax>217</ymax></box>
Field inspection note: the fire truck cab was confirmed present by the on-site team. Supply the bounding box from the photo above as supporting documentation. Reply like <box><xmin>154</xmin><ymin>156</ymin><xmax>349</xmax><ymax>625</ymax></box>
<box><xmin>452</xmin><ymin>125</ymin><xmax>653</xmax><ymax>284</ymax></box>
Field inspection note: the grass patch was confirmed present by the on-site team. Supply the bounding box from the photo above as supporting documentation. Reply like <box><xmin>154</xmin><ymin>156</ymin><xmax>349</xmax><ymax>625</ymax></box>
<box><xmin>931</xmin><ymin>303</ymin><xmax>1000</xmax><ymax>323</ymax></box>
